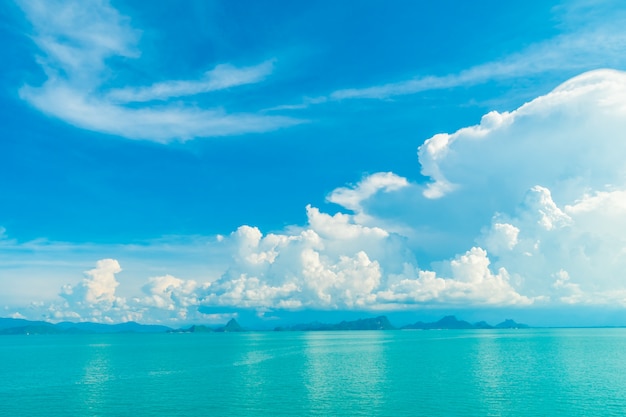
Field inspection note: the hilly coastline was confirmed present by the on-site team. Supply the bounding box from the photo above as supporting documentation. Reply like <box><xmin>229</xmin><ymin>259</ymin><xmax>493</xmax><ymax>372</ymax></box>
<box><xmin>402</xmin><ymin>315</ymin><xmax>529</xmax><ymax>330</ymax></box>
<box><xmin>274</xmin><ymin>315</ymin><xmax>396</xmax><ymax>331</ymax></box>
<box><xmin>0</xmin><ymin>315</ymin><xmax>528</xmax><ymax>335</ymax></box>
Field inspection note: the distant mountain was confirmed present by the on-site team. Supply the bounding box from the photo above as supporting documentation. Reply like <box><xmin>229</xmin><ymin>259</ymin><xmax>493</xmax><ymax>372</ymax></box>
<box><xmin>0</xmin><ymin>318</ymin><xmax>51</xmax><ymax>331</ymax></box>
<box><xmin>169</xmin><ymin>319</ymin><xmax>245</xmax><ymax>333</ymax></box>
<box><xmin>0</xmin><ymin>323</ymin><xmax>64</xmax><ymax>335</ymax></box>
<box><xmin>402</xmin><ymin>316</ymin><xmax>529</xmax><ymax>330</ymax></box>
<box><xmin>56</xmin><ymin>321</ymin><xmax>172</xmax><ymax>334</ymax></box>
<box><xmin>190</xmin><ymin>325</ymin><xmax>214</xmax><ymax>333</ymax></box>
<box><xmin>168</xmin><ymin>324</ymin><xmax>213</xmax><ymax>333</ymax></box>
<box><xmin>275</xmin><ymin>316</ymin><xmax>395</xmax><ymax>331</ymax></box>
<box><xmin>0</xmin><ymin>315</ymin><xmax>529</xmax><ymax>335</ymax></box>
<box><xmin>216</xmin><ymin>318</ymin><xmax>245</xmax><ymax>332</ymax></box>
<box><xmin>403</xmin><ymin>315</ymin><xmax>473</xmax><ymax>330</ymax></box>
<box><xmin>335</xmin><ymin>316</ymin><xmax>395</xmax><ymax>330</ymax></box>
<box><xmin>0</xmin><ymin>318</ymin><xmax>171</xmax><ymax>335</ymax></box>
<box><xmin>495</xmin><ymin>319</ymin><xmax>529</xmax><ymax>329</ymax></box>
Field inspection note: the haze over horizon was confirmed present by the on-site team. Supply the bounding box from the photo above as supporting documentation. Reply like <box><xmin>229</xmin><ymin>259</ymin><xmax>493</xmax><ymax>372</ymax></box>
<box><xmin>3</xmin><ymin>0</ymin><xmax>626</xmax><ymax>327</ymax></box>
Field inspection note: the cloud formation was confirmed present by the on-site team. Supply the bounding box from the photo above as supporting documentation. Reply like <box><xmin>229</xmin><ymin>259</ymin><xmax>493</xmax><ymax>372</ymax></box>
<box><xmin>418</xmin><ymin>69</ymin><xmax>626</xmax><ymax>203</ymax></box>
<box><xmin>201</xmin><ymin>68</ymin><xmax>626</xmax><ymax>315</ymax></box>
<box><xmin>9</xmin><ymin>68</ymin><xmax>626</xmax><ymax>323</ymax></box>
<box><xmin>16</xmin><ymin>0</ymin><xmax>298</xmax><ymax>142</ymax></box>
<box><xmin>42</xmin><ymin>182</ymin><xmax>530</xmax><ymax>323</ymax></box>
<box><xmin>416</xmin><ymin>69</ymin><xmax>626</xmax><ymax>307</ymax></box>
<box><xmin>59</xmin><ymin>259</ymin><xmax>130</xmax><ymax>322</ymax></box>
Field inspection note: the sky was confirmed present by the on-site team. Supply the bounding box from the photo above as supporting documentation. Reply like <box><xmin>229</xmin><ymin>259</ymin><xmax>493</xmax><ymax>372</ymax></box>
<box><xmin>2</xmin><ymin>0</ymin><xmax>626</xmax><ymax>327</ymax></box>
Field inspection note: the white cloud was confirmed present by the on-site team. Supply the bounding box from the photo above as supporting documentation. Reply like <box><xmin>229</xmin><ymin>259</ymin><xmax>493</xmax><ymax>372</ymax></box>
<box><xmin>20</xmin><ymin>83</ymin><xmax>298</xmax><ymax>142</ymax></box>
<box><xmin>135</xmin><ymin>274</ymin><xmax>211</xmax><ymax>322</ymax></box>
<box><xmin>141</xmin><ymin>275</ymin><xmax>199</xmax><ymax>310</ymax></box>
<box><xmin>80</xmin><ymin>258</ymin><xmax>122</xmax><ymax>304</ymax></box>
<box><xmin>107</xmin><ymin>61</ymin><xmax>275</xmax><ymax>103</ymax></box>
<box><xmin>57</xmin><ymin>258</ymin><xmax>129</xmax><ymax>322</ymax></box>
<box><xmin>564</xmin><ymin>190</ymin><xmax>626</xmax><ymax>234</ymax></box>
<box><xmin>0</xmin><ymin>233</ymin><xmax>226</xmax><ymax>302</ymax></box>
<box><xmin>522</xmin><ymin>186</ymin><xmax>572</xmax><ymax>231</ymax></box>
<box><xmin>475</xmin><ymin>185</ymin><xmax>626</xmax><ymax>306</ymax></box>
<box><xmin>379</xmin><ymin>248</ymin><xmax>532</xmax><ymax>307</ymax></box>
<box><xmin>306</xmin><ymin>205</ymin><xmax>389</xmax><ymax>241</ymax></box>
<box><xmin>409</xmin><ymin>69</ymin><xmax>626</xmax><ymax>306</ymax></box>
<box><xmin>17</xmin><ymin>0</ymin><xmax>139</xmax><ymax>81</ymax></box>
<box><xmin>60</xmin><ymin>258</ymin><xmax>122</xmax><ymax>306</ymax></box>
<box><xmin>327</xmin><ymin>172</ymin><xmax>408</xmax><ymax>220</ymax></box>
<box><xmin>199</xmin><ymin>188</ymin><xmax>530</xmax><ymax>311</ymax></box>
<box><xmin>552</xmin><ymin>270</ymin><xmax>585</xmax><ymax>304</ymax></box>
<box><xmin>481</xmin><ymin>223</ymin><xmax>520</xmax><ymax>256</ymax></box>
<box><xmin>418</xmin><ymin>69</ymin><xmax>626</xmax><ymax>203</ymax></box>
<box><xmin>42</xmin><ymin>259</ymin><xmax>210</xmax><ymax>323</ymax></box>
<box><xmin>16</xmin><ymin>0</ymin><xmax>299</xmax><ymax>142</ymax></box>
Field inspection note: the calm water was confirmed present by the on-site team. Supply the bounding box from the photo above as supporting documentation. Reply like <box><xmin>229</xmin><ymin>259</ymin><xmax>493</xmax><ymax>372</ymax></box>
<box><xmin>2</xmin><ymin>329</ymin><xmax>626</xmax><ymax>416</ymax></box>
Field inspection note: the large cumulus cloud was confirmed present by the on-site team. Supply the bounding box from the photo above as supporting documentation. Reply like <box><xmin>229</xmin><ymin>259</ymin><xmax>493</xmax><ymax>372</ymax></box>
<box><xmin>419</xmin><ymin>69</ymin><xmax>626</xmax><ymax>306</ymax></box>
<box><xmin>202</xmin><ymin>68</ymin><xmax>626</xmax><ymax>313</ymax></box>
<box><xmin>419</xmin><ymin>69</ymin><xmax>626</xmax><ymax>204</ymax></box>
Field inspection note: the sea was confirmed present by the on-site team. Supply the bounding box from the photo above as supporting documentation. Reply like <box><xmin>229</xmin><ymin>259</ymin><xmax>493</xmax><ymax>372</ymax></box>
<box><xmin>2</xmin><ymin>328</ymin><xmax>626</xmax><ymax>416</ymax></box>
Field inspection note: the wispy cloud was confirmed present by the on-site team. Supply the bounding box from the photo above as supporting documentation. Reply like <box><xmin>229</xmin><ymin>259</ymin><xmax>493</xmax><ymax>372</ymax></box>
<box><xmin>107</xmin><ymin>61</ymin><xmax>275</xmax><ymax>103</ymax></box>
<box><xmin>261</xmin><ymin>2</ymin><xmax>626</xmax><ymax>108</ymax></box>
<box><xmin>16</xmin><ymin>0</ymin><xmax>299</xmax><ymax>142</ymax></box>
<box><xmin>330</xmin><ymin>27</ymin><xmax>626</xmax><ymax>100</ymax></box>
<box><xmin>20</xmin><ymin>82</ymin><xmax>298</xmax><ymax>142</ymax></box>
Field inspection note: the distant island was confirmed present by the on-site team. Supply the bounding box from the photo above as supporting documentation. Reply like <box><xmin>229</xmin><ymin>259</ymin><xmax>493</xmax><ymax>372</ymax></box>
<box><xmin>401</xmin><ymin>316</ymin><xmax>529</xmax><ymax>330</ymax></box>
<box><xmin>0</xmin><ymin>317</ymin><xmax>174</xmax><ymax>335</ymax></box>
<box><xmin>0</xmin><ymin>317</ymin><xmax>245</xmax><ymax>335</ymax></box>
<box><xmin>0</xmin><ymin>315</ymin><xmax>529</xmax><ymax>335</ymax></box>
<box><xmin>167</xmin><ymin>319</ymin><xmax>245</xmax><ymax>333</ymax></box>
<box><xmin>274</xmin><ymin>316</ymin><xmax>396</xmax><ymax>331</ymax></box>
<box><xmin>274</xmin><ymin>315</ymin><xmax>528</xmax><ymax>331</ymax></box>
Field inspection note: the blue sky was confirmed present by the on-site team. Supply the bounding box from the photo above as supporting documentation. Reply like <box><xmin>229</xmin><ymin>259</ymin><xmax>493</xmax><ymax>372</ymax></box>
<box><xmin>3</xmin><ymin>0</ymin><xmax>626</xmax><ymax>326</ymax></box>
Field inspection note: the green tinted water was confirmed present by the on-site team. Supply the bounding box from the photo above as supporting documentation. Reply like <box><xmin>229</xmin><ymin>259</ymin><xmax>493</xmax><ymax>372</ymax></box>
<box><xmin>1</xmin><ymin>329</ymin><xmax>625</xmax><ymax>416</ymax></box>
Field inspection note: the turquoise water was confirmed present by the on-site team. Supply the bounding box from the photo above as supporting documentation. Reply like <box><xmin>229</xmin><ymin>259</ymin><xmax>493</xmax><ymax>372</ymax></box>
<box><xmin>2</xmin><ymin>329</ymin><xmax>626</xmax><ymax>416</ymax></box>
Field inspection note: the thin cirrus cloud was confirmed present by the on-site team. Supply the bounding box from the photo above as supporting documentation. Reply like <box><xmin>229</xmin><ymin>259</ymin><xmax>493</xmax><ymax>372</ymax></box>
<box><xmin>106</xmin><ymin>61</ymin><xmax>276</xmax><ymax>103</ymax></box>
<box><xmin>316</xmin><ymin>1</ymin><xmax>626</xmax><ymax>102</ymax></box>
<box><xmin>330</xmin><ymin>28</ymin><xmax>626</xmax><ymax>101</ymax></box>
<box><xmin>16</xmin><ymin>0</ymin><xmax>300</xmax><ymax>142</ymax></box>
<box><xmin>257</xmin><ymin>3</ymin><xmax>626</xmax><ymax>112</ymax></box>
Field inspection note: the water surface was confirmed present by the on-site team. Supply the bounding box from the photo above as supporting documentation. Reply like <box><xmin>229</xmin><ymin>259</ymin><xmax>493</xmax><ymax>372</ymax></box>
<box><xmin>1</xmin><ymin>329</ymin><xmax>625</xmax><ymax>416</ymax></box>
